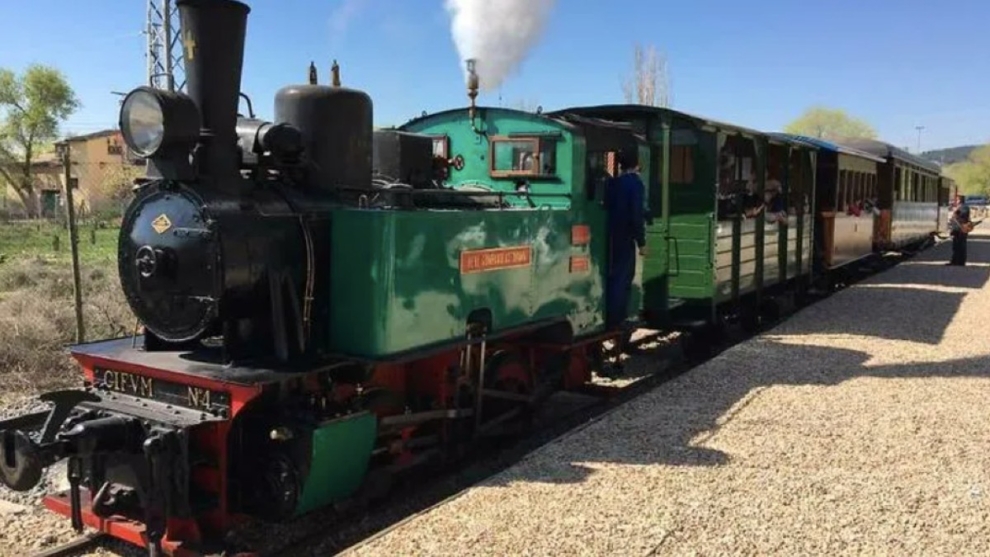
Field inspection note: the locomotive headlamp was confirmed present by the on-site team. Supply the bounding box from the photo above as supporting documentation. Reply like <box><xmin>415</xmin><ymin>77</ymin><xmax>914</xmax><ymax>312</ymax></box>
<box><xmin>119</xmin><ymin>86</ymin><xmax>201</xmax><ymax>159</ymax></box>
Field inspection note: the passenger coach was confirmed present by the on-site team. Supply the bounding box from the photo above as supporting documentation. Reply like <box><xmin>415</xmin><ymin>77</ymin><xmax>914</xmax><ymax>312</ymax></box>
<box><xmin>839</xmin><ymin>138</ymin><xmax>942</xmax><ymax>250</ymax></box>
<box><xmin>771</xmin><ymin>134</ymin><xmax>886</xmax><ymax>273</ymax></box>
<box><xmin>549</xmin><ymin>105</ymin><xmax>819</xmax><ymax>335</ymax></box>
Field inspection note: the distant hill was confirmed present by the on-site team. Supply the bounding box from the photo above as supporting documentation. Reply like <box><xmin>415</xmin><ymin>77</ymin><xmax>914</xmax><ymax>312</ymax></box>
<box><xmin>920</xmin><ymin>145</ymin><xmax>980</xmax><ymax>166</ymax></box>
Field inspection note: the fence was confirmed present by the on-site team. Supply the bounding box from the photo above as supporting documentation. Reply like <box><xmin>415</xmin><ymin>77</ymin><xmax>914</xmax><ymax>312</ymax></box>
<box><xmin>1</xmin><ymin>149</ymin><xmax>141</xmax><ymax>226</ymax></box>
<box><xmin>0</xmin><ymin>147</ymin><xmax>143</xmax><ymax>348</ymax></box>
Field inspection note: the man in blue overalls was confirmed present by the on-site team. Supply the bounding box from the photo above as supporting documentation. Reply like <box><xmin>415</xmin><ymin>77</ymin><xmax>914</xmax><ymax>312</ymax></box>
<box><xmin>605</xmin><ymin>150</ymin><xmax>647</xmax><ymax>330</ymax></box>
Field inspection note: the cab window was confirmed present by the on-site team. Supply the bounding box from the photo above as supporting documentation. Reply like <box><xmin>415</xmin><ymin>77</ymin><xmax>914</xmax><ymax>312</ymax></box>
<box><xmin>432</xmin><ymin>135</ymin><xmax>449</xmax><ymax>158</ymax></box>
<box><xmin>490</xmin><ymin>137</ymin><xmax>557</xmax><ymax>177</ymax></box>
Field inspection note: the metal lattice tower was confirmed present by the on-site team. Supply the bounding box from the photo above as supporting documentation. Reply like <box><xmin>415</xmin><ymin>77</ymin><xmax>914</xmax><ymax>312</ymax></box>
<box><xmin>146</xmin><ymin>0</ymin><xmax>184</xmax><ymax>91</ymax></box>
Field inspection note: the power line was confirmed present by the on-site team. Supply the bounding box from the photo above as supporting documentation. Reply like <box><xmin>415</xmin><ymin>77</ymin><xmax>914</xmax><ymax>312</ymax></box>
<box><xmin>146</xmin><ymin>0</ymin><xmax>184</xmax><ymax>91</ymax></box>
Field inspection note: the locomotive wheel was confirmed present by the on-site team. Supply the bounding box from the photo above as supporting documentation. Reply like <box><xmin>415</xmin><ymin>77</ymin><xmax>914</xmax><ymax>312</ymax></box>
<box><xmin>481</xmin><ymin>350</ymin><xmax>534</xmax><ymax>434</ymax></box>
<box><xmin>252</xmin><ymin>450</ymin><xmax>303</xmax><ymax>522</ymax></box>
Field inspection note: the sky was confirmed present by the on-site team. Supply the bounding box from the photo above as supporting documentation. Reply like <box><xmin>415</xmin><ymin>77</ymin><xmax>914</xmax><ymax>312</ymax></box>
<box><xmin>0</xmin><ymin>0</ymin><xmax>987</xmax><ymax>152</ymax></box>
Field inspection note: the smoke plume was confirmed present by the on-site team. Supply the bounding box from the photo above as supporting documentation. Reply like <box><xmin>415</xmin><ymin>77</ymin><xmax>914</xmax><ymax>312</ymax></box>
<box><xmin>444</xmin><ymin>0</ymin><xmax>556</xmax><ymax>92</ymax></box>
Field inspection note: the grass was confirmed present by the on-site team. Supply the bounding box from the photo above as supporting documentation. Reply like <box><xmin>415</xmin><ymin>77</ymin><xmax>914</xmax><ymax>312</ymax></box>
<box><xmin>0</xmin><ymin>220</ymin><xmax>133</xmax><ymax>399</ymax></box>
<box><xmin>0</xmin><ymin>219</ymin><xmax>120</xmax><ymax>266</ymax></box>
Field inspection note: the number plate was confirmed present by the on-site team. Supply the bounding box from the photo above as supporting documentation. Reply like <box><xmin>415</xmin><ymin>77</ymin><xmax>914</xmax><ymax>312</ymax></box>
<box><xmin>92</xmin><ymin>367</ymin><xmax>231</xmax><ymax>413</ymax></box>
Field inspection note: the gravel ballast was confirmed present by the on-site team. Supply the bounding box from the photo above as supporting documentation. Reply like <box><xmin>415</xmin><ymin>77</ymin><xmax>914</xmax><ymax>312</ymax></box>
<box><xmin>0</xmin><ymin>394</ymin><xmax>82</xmax><ymax>556</ymax></box>
<box><xmin>343</xmin><ymin>232</ymin><xmax>990</xmax><ymax>556</ymax></box>
<box><xmin>3</xmin><ymin>232</ymin><xmax>986</xmax><ymax>557</ymax></box>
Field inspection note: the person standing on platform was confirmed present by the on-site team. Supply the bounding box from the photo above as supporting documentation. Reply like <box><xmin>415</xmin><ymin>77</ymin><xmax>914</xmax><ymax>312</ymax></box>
<box><xmin>948</xmin><ymin>195</ymin><xmax>971</xmax><ymax>266</ymax></box>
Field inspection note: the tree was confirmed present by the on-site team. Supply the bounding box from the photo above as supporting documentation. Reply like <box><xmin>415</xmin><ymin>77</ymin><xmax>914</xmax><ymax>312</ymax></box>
<box><xmin>0</xmin><ymin>64</ymin><xmax>80</xmax><ymax>218</ymax></box>
<box><xmin>83</xmin><ymin>160</ymin><xmax>144</xmax><ymax>220</ymax></box>
<box><xmin>621</xmin><ymin>43</ymin><xmax>670</xmax><ymax>108</ymax></box>
<box><xmin>783</xmin><ymin>106</ymin><xmax>877</xmax><ymax>141</ymax></box>
<box><xmin>945</xmin><ymin>144</ymin><xmax>990</xmax><ymax>196</ymax></box>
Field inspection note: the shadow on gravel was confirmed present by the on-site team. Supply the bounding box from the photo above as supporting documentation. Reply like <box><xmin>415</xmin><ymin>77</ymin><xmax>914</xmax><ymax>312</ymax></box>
<box><xmin>477</xmin><ymin>341</ymin><xmax>990</xmax><ymax>488</ymax></box>
<box><xmin>863</xmin><ymin>261</ymin><xmax>990</xmax><ymax>290</ymax></box>
<box><xmin>471</xmin><ymin>231</ymin><xmax>990</xmax><ymax>485</ymax></box>
<box><xmin>238</xmin><ymin>235</ymin><xmax>990</xmax><ymax>556</ymax></box>
<box><xmin>771</xmin><ymin>285</ymin><xmax>966</xmax><ymax>345</ymax></box>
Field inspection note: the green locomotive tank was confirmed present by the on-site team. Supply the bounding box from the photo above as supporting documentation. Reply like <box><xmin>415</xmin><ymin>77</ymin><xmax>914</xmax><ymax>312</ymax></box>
<box><xmin>330</xmin><ymin>107</ymin><xmax>653</xmax><ymax>358</ymax></box>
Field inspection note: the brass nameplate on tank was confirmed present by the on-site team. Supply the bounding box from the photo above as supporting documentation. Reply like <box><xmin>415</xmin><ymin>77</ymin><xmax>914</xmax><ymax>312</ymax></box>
<box><xmin>151</xmin><ymin>214</ymin><xmax>172</xmax><ymax>234</ymax></box>
<box><xmin>92</xmin><ymin>367</ymin><xmax>230</xmax><ymax>413</ymax></box>
<box><xmin>460</xmin><ymin>246</ymin><xmax>533</xmax><ymax>274</ymax></box>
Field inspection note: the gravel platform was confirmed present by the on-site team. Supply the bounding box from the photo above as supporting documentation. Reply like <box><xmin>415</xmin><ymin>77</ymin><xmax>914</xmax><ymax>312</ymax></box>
<box><xmin>342</xmin><ymin>232</ymin><xmax>990</xmax><ymax>556</ymax></box>
<box><xmin>3</xmin><ymin>232</ymin><xmax>986</xmax><ymax>557</ymax></box>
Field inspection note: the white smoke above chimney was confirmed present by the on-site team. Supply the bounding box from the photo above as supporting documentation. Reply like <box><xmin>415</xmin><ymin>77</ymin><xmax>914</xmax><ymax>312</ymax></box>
<box><xmin>444</xmin><ymin>0</ymin><xmax>557</xmax><ymax>93</ymax></box>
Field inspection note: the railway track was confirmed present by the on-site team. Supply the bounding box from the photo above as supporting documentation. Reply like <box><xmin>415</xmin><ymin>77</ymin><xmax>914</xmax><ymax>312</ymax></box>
<box><xmin>248</xmin><ymin>248</ymin><xmax>924</xmax><ymax>557</ymax></box>
<box><xmin>29</xmin><ymin>533</ymin><xmax>106</xmax><ymax>557</ymax></box>
<box><xmin>12</xmin><ymin>246</ymin><xmax>930</xmax><ymax>557</ymax></box>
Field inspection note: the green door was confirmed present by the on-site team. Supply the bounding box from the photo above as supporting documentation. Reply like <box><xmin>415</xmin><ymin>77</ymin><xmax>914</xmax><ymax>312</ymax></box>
<box><xmin>41</xmin><ymin>190</ymin><xmax>58</xmax><ymax>218</ymax></box>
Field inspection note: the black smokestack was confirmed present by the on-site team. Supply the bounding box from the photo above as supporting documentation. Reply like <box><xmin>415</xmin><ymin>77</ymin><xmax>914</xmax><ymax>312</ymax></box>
<box><xmin>176</xmin><ymin>0</ymin><xmax>250</xmax><ymax>180</ymax></box>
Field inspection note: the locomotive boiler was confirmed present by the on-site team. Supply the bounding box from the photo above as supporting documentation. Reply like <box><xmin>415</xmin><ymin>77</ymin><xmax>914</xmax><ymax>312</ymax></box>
<box><xmin>0</xmin><ymin>1</ymin><xmax>388</xmax><ymax>554</ymax></box>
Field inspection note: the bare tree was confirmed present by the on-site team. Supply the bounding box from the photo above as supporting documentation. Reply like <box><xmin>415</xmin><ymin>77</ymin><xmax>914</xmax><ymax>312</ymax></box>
<box><xmin>509</xmin><ymin>98</ymin><xmax>541</xmax><ymax>113</ymax></box>
<box><xmin>621</xmin><ymin>43</ymin><xmax>670</xmax><ymax>107</ymax></box>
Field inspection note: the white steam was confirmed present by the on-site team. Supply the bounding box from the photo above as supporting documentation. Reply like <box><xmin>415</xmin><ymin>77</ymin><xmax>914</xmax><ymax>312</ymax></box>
<box><xmin>444</xmin><ymin>0</ymin><xmax>557</xmax><ymax>92</ymax></box>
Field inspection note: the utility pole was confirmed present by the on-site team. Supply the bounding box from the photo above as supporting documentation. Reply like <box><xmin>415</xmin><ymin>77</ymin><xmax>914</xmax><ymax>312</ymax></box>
<box><xmin>146</xmin><ymin>0</ymin><xmax>184</xmax><ymax>91</ymax></box>
<box><xmin>915</xmin><ymin>125</ymin><xmax>925</xmax><ymax>154</ymax></box>
<box><xmin>56</xmin><ymin>141</ymin><xmax>85</xmax><ymax>343</ymax></box>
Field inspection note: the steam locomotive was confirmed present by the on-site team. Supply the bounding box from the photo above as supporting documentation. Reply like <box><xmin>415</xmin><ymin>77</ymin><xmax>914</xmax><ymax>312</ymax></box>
<box><xmin>0</xmin><ymin>2</ymin><xmax>625</xmax><ymax>555</ymax></box>
<box><xmin>0</xmin><ymin>1</ymin><xmax>956</xmax><ymax>556</ymax></box>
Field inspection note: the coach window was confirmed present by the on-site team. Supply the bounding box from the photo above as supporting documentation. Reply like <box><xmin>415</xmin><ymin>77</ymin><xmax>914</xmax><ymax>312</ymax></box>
<box><xmin>838</xmin><ymin>170</ymin><xmax>847</xmax><ymax>210</ymax></box>
<box><xmin>894</xmin><ymin>168</ymin><xmax>902</xmax><ymax>201</ymax></box>
<box><xmin>490</xmin><ymin>136</ymin><xmax>557</xmax><ymax>178</ymax></box>
<box><xmin>670</xmin><ymin>129</ymin><xmax>696</xmax><ymax>185</ymax></box>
